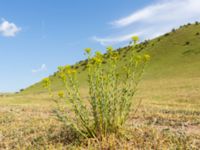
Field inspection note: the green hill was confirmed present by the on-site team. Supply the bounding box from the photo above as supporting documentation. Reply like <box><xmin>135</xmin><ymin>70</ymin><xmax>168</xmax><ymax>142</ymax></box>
<box><xmin>22</xmin><ymin>23</ymin><xmax>200</xmax><ymax>94</ymax></box>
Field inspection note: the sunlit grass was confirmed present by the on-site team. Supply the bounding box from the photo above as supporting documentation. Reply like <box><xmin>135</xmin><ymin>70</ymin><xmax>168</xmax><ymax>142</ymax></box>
<box><xmin>0</xmin><ymin>77</ymin><xmax>200</xmax><ymax>149</ymax></box>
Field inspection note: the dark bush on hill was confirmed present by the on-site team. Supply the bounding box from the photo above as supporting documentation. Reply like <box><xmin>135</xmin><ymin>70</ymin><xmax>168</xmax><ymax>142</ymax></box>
<box><xmin>185</xmin><ymin>41</ymin><xmax>190</xmax><ymax>45</ymax></box>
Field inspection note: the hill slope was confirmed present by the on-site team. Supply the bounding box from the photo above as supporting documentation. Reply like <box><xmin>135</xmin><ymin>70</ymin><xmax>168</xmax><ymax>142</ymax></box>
<box><xmin>22</xmin><ymin>23</ymin><xmax>200</xmax><ymax>94</ymax></box>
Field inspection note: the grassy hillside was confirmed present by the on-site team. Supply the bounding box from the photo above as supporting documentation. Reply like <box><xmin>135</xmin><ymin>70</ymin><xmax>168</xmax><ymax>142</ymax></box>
<box><xmin>22</xmin><ymin>23</ymin><xmax>200</xmax><ymax>94</ymax></box>
<box><xmin>1</xmin><ymin>23</ymin><xmax>200</xmax><ymax>149</ymax></box>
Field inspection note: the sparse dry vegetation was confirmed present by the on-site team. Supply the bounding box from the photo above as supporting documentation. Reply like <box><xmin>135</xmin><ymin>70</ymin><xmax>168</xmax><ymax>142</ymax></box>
<box><xmin>0</xmin><ymin>77</ymin><xmax>200</xmax><ymax>149</ymax></box>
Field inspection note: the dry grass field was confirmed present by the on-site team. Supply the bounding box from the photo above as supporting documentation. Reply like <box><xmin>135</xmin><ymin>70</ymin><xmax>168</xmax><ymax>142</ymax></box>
<box><xmin>1</xmin><ymin>77</ymin><xmax>199</xmax><ymax>149</ymax></box>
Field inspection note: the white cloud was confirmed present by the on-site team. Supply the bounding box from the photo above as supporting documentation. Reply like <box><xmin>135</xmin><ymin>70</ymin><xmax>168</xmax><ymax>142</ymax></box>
<box><xmin>32</xmin><ymin>64</ymin><xmax>47</xmax><ymax>73</ymax></box>
<box><xmin>112</xmin><ymin>0</ymin><xmax>200</xmax><ymax>27</ymax></box>
<box><xmin>92</xmin><ymin>32</ymin><xmax>143</xmax><ymax>46</ymax></box>
<box><xmin>93</xmin><ymin>0</ymin><xmax>200</xmax><ymax>45</ymax></box>
<box><xmin>0</xmin><ymin>19</ymin><xmax>21</xmax><ymax>37</ymax></box>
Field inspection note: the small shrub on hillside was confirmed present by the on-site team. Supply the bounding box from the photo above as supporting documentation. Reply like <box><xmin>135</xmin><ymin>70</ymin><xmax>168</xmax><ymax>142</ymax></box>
<box><xmin>144</xmin><ymin>40</ymin><xmax>149</xmax><ymax>45</ymax></box>
<box><xmin>164</xmin><ymin>33</ymin><xmax>170</xmax><ymax>37</ymax></box>
<box><xmin>80</xmin><ymin>62</ymin><xmax>86</xmax><ymax>66</ymax></box>
<box><xmin>53</xmin><ymin>72</ymin><xmax>57</xmax><ymax>77</ymax></box>
<box><xmin>172</xmin><ymin>28</ymin><xmax>176</xmax><ymax>32</ymax></box>
<box><xmin>43</xmin><ymin>37</ymin><xmax>150</xmax><ymax>139</ymax></box>
<box><xmin>185</xmin><ymin>41</ymin><xmax>190</xmax><ymax>45</ymax></box>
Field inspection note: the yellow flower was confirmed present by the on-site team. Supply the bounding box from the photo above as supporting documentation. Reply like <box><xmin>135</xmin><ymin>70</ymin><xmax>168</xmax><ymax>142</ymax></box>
<box><xmin>93</xmin><ymin>57</ymin><xmax>103</xmax><ymax>64</ymax></box>
<box><xmin>58</xmin><ymin>66</ymin><xmax>64</xmax><ymax>72</ymax></box>
<box><xmin>67</xmin><ymin>70</ymin><xmax>72</xmax><ymax>74</ymax></box>
<box><xmin>60</xmin><ymin>65</ymin><xmax>77</xmax><ymax>75</ymax></box>
<box><xmin>85</xmin><ymin>48</ymin><xmax>91</xmax><ymax>54</ymax></box>
<box><xmin>132</xmin><ymin>36</ymin><xmax>139</xmax><ymax>45</ymax></box>
<box><xmin>111</xmin><ymin>52</ymin><xmax>119</xmax><ymax>60</ymax></box>
<box><xmin>63</xmin><ymin>65</ymin><xmax>71</xmax><ymax>75</ymax></box>
<box><xmin>143</xmin><ymin>54</ymin><xmax>151</xmax><ymax>61</ymax></box>
<box><xmin>71</xmin><ymin>69</ymin><xmax>77</xmax><ymax>74</ymax></box>
<box><xmin>95</xmin><ymin>51</ymin><xmax>102</xmax><ymax>57</ymax></box>
<box><xmin>106</xmin><ymin>46</ymin><xmax>113</xmax><ymax>53</ymax></box>
<box><xmin>92</xmin><ymin>51</ymin><xmax>103</xmax><ymax>64</ymax></box>
<box><xmin>58</xmin><ymin>91</ymin><xmax>64</xmax><ymax>98</ymax></box>
<box><xmin>59</xmin><ymin>72</ymin><xmax>66</xmax><ymax>81</ymax></box>
<box><xmin>42</xmin><ymin>77</ymin><xmax>50</xmax><ymax>88</ymax></box>
<box><xmin>64</xmin><ymin>65</ymin><xmax>71</xmax><ymax>70</ymax></box>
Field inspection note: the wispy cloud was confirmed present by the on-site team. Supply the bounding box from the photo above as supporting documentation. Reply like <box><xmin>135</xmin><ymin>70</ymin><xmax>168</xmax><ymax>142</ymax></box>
<box><xmin>0</xmin><ymin>19</ymin><xmax>21</xmax><ymax>37</ymax></box>
<box><xmin>111</xmin><ymin>0</ymin><xmax>200</xmax><ymax>27</ymax></box>
<box><xmin>92</xmin><ymin>32</ymin><xmax>143</xmax><ymax>46</ymax></box>
<box><xmin>93</xmin><ymin>0</ymin><xmax>200</xmax><ymax>45</ymax></box>
<box><xmin>31</xmin><ymin>64</ymin><xmax>47</xmax><ymax>73</ymax></box>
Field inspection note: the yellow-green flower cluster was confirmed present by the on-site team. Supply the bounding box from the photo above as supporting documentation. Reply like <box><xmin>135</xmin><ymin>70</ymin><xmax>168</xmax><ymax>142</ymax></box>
<box><xmin>92</xmin><ymin>51</ymin><xmax>103</xmax><ymax>64</ymax></box>
<box><xmin>132</xmin><ymin>36</ymin><xmax>139</xmax><ymax>45</ymax></box>
<box><xmin>58</xmin><ymin>91</ymin><xmax>64</xmax><ymax>98</ymax></box>
<box><xmin>42</xmin><ymin>77</ymin><xmax>50</xmax><ymax>88</ymax></box>
<box><xmin>84</xmin><ymin>48</ymin><xmax>91</xmax><ymax>54</ymax></box>
<box><xmin>135</xmin><ymin>54</ymin><xmax>150</xmax><ymax>62</ymax></box>
<box><xmin>106</xmin><ymin>46</ymin><xmax>113</xmax><ymax>53</ymax></box>
<box><xmin>57</xmin><ymin>65</ymin><xmax>77</xmax><ymax>82</ymax></box>
<box><xmin>106</xmin><ymin>46</ymin><xmax>119</xmax><ymax>61</ymax></box>
<box><xmin>143</xmin><ymin>54</ymin><xmax>151</xmax><ymax>61</ymax></box>
<box><xmin>58</xmin><ymin>65</ymin><xmax>77</xmax><ymax>75</ymax></box>
<box><xmin>111</xmin><ymin>52</ymin><xmax>119</xmax><ymax>61</ymax></box>
<box><xmin>64</xmin><ymin>65</ymin><xmax>77</xmax><ymax>75</ymax></box>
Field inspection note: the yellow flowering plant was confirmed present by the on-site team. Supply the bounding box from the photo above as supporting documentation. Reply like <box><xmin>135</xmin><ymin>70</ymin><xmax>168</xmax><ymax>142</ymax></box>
<box><xmin>43</xmin><ymin>36</ymin><xmax>150</xmax><ymax>139</ymax></box>
<box><xmin>132</xmin><ymin>36</ymin><xmax>139</xmax><ymax>45</ymax></box>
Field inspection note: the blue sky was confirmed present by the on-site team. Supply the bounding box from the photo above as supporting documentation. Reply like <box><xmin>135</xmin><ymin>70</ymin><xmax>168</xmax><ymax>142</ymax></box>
<box><xmin>0</xmin><ymin>0</ymin><xmax>200</xmax><ymax>92</ymax></box>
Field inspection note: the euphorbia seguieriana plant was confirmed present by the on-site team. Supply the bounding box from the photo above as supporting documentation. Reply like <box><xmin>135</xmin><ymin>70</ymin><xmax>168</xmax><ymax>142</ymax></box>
<box><xmin>43</xmin><ymin>36</ymin><xmax>150</xmax><ymax>139</ymax></box>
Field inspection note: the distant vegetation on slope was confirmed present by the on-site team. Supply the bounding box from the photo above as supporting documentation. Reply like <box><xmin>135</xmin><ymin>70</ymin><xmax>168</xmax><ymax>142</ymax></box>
<box><xmin>22</xmin><ymin>22</ymin><xmax>200</xmax><ymax>94</ymax></box>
